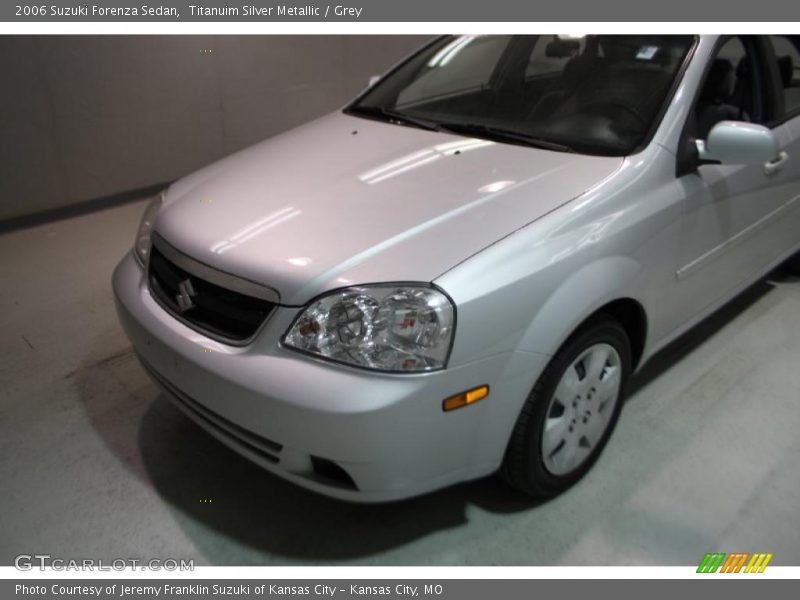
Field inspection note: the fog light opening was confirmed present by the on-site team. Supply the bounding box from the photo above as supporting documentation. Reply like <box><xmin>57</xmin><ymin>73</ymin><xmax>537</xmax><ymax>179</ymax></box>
<box><xmin>310</xmin><ymin>456</ymin><xmax>358</xmax><ymax>490</ymax></box>
<box><xmin>443</xmin><ymin>385</ymin><xmax>489</xmax><ymax>412</ymax></box>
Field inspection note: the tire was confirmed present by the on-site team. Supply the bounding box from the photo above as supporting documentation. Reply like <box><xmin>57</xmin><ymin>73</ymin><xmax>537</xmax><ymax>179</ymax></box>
<box><xmin>501</xmin><ymin>316</ymin><xmax>632</xmax><ymax>498</ymax></box>
<box><xmin>783</xmin><ymin>251</ymin><xmax>800</xmax><ymax>275</ymax></box>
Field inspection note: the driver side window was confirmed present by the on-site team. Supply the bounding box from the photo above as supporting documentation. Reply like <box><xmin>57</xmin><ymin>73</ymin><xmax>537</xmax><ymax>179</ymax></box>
<box><xmin>694</xmin><ymin>37</ymin><xmax>765</xmax><ymax>139</ymax></box>
<box><xmin>769</xmin><ymin>35</ymin><xmax>800</xmax><ymax>118</ymax></box>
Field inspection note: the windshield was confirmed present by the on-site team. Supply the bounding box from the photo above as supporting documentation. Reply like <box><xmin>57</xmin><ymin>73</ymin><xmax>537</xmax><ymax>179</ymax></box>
<box><xmin>346</xmin><ymin>35</ymin><xmax>696</xmax><ymax>156</ymax></box>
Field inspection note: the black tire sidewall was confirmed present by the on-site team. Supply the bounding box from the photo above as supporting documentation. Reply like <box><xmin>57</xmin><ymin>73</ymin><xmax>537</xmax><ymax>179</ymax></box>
<box><xmin>507</xmin><ymin>317</ymin><xmax>632</xmax><ymax>497</ymax></box>
<box><xmin>784</xmin><ymin>251</ymin><xmax>800</xmax><ymax>275</ymax></box>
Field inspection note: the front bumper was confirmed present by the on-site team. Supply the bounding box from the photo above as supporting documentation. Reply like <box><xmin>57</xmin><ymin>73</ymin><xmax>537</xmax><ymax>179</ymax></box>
<box><xmin>112</xmin><ymin>252</ymin><xmax>544</xmax><ymax>502</ymax></box>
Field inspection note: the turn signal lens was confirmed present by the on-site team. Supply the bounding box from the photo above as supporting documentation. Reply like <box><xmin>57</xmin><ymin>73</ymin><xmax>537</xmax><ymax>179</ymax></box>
<box><xmin>442</xmin><ymin>385</ymin><xmax>489</xmax><ymax>412</ymax></box>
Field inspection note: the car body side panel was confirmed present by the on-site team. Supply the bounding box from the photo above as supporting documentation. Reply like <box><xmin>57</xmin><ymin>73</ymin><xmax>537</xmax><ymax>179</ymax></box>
<box><xmin>650</xmin><ymin>34</ymin><xmax>800</xmax><ymax>355</ymax></box>
<box><xmin>431</xmin><ymin>143</ymin><xmax>689</xmax><ymax>462</ymax></box>
<box><xmin>437</xmin><ymin>144</ymin><xmax>684</xmax><ymax>368</ymax></box>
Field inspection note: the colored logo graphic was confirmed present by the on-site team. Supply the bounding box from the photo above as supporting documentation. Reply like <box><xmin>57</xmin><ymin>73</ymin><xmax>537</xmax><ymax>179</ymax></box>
<box><xmin>697</xmin><ymin>552</ymin><xmax>773</xmax><ymax>573</ymax></box>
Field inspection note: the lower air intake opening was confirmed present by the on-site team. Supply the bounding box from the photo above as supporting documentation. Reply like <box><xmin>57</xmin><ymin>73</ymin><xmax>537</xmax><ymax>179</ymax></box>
<box><xmin>310</xmin><ymin>456</ymin><xmax>358</xmax><ymax>490</ymax></box>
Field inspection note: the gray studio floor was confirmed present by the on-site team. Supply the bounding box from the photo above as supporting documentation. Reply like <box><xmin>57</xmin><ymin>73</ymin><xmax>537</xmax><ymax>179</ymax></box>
<box><xmin>1</xmin><ymin>198</ymin><xmax>799</xmax><ymax>566</ymax></box>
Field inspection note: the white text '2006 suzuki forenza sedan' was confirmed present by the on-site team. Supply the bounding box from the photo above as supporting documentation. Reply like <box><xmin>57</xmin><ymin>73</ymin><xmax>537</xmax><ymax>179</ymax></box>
<box><xmin>114</xmin><ymin>35</ymin><xmax>800</xmax><ymax>501</ymax></box>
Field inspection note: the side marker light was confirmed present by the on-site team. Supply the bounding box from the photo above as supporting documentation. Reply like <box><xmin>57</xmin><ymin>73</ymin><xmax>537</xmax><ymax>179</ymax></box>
<box><xmin>443</xmin><ymin>385</ymin><xmax>489</xmax><ymax>412</ymax></box>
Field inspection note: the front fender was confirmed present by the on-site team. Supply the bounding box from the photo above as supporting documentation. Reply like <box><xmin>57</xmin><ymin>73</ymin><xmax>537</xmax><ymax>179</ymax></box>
<box><xmin>515</xmin><ymin>255</ymin><xmax>644</xmax><ymax>358</ymax></box>
<box><xmin>436</xmin><ymin>255</ymin><xmax>645</xmax><ymax>472</ymax></box>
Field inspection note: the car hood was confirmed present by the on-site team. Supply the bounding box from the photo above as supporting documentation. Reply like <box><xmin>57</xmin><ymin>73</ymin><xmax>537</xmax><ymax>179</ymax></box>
<box><xmin>156</xmin><ymin>112</ymin><xmax>623</xmax><ymax>305</ymax></box>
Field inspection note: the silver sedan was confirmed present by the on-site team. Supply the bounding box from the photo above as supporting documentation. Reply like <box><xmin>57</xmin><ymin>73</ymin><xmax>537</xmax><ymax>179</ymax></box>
<box><xmin>113</xmin><ymin>34</ymin><xmax>800</xmax><ymax>501</ymax></box>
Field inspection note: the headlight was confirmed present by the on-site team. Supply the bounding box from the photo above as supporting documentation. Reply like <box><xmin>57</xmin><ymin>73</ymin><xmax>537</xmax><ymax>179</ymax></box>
<box><xmin>133</xmin><ymin>193</ymin><xmax>163</xmax><ymax>266</ymax></box>
<box><xmin>284</xmin><ymin>285</ymin><xmax>455</xmax><ymax>373</ymax></box>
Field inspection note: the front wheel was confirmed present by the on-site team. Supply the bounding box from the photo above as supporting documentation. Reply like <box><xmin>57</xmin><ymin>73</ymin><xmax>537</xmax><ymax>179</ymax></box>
<box><xmin>501</xmin><ymin>317</ymin><xmax>632</xmax><ymax>498</ymax></box>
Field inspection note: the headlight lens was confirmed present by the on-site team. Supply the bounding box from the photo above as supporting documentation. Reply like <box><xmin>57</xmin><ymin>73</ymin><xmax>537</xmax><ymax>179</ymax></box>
<box><xmin>133</xmin><ymin>194</ymin><xmax>163</xmax><ymax>266</ymax></box>
<box><xmin>284</xmin><ymin>285</ymin><xmax>455</xmax><ymax>372</ymax></box>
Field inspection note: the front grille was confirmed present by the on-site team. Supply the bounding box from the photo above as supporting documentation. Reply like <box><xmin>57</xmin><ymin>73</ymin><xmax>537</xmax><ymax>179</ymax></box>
<box><xmin>148</xmin><ymin>244</ymin><xmax>276</xmax><ymax>342</ymax></box>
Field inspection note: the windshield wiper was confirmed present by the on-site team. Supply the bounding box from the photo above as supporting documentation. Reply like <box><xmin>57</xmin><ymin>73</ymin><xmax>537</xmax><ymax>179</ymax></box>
<box><xmin>346</xmin><ymin>106</ymin><xmax>441</xmax><ymax>132</ymax></box>
<box><xmin>347</xmin><ymin>109</ymin><xmax>574</xmax><ymax>152</ymax></box>
<box><xmin>436</xmin><ymin>122</ymin><xmax>573</xmax><ymax>153</ymax></box>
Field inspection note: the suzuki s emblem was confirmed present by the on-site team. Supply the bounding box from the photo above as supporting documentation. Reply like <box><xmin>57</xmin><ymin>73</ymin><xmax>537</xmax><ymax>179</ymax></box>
<box><xmin>175</xmin><ymin>279</ymin><xmax>197</xmax><ymax>313</ymax></box>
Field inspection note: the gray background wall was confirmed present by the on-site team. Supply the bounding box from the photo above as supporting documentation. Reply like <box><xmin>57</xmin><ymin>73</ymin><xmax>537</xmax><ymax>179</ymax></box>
<box><xmin>0</xmin><ymin>35</ymin><xmax>432</xmax><ymax>222</ymax></box>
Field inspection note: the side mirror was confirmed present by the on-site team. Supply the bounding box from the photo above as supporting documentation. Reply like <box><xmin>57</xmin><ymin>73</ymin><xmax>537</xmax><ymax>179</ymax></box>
<box><xmin>696</xmin><ymin>121</ymin><xmax>779</xmax><ymax>165</ymax></box>
<box><xmin>368</xmin><ymin>75</ymin><xmax>381</xmax><ymax>88</ymax></box>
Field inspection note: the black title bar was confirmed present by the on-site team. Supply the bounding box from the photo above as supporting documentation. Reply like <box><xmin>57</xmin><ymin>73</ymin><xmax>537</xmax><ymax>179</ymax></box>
<box><xmin>3</xmin><ymin>0</ymin><xmax>800</xmax><ymax>22</ymax></box>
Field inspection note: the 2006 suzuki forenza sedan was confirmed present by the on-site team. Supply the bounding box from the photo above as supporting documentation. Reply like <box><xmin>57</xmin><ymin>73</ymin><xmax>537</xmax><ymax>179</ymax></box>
<box><xmin>114</xmin><ymin>35</ymin><xmax>800</xmax><ymax>501</ymax></box>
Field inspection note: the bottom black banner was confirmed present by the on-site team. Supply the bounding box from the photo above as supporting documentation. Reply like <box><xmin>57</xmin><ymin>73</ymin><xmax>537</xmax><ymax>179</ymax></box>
<box><xmin>4</xmin><ymin>579</ymin><xmax>796</xmax><ymax>600</ymax></box>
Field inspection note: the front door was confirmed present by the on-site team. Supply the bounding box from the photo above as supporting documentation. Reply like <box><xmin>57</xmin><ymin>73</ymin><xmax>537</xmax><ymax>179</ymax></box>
<box><xmin>673</xmin><ymin>35</ymin><xmax>800</xmax><ymax>326</ymax></box>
